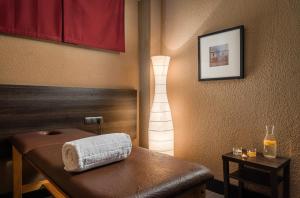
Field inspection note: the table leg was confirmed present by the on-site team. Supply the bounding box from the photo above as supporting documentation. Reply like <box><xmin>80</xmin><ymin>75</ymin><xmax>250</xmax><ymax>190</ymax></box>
<box><xmin>13</xmin><ymin>146</ymin><xmax>22</xmax><ymax>198</ymax></box>
<box><xmin>238</xmin><ymin>164</ymin><xmax>244</xmax><ymax>198</ymax></box>
<box><xmin>283</xmin><ymin>163</ymin><xmax>290</xmax><ymax>198</ymax></box>
<box><xmin>270</xmin><ymin>170</ymin><xmax>278</xmax><ymax>198</ymax></box>
<box><xmin>223</xmin><ymin>159</ymin><xmax>230</xmax><ymax>198</ymax></box>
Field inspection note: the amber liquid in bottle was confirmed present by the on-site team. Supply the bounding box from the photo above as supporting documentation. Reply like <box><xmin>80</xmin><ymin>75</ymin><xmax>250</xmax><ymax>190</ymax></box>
<box><xmin>263</xmin><ymin>125</ymin><xmax>277</xmax><ymax>158</ymax></box>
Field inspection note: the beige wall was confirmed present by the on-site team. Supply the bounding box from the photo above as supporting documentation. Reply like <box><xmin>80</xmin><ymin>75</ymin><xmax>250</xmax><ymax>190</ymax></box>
<box><xmin>160</xmin><ymin>0</ymin><xmax>299</xmax><ymax>196</ymax></box>
<box><xmin>0</xmin><ymin>0</ymin><xmax>138</xmax><ymax>90</ymax></box>
<box><xmin>138</xmin><ymin>0</ymin><xmax>151</xmax><ymax>148</ymax></box>
<box><xmin>139</xmin><ymin>0</ymin><xmax>162</xmax><ymax>147</ymax></box>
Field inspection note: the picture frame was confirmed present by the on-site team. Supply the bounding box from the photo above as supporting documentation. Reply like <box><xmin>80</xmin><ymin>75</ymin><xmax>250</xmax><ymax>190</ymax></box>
<box><xmin>198</xmin><ymin>25</ymin><xmax>244</xmax><ymax>81</ymax></box>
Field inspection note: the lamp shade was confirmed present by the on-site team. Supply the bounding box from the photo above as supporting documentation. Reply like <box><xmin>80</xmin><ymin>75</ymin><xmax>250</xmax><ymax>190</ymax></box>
<box><xmin>148</xmin><ymin>56</ymin><xmax>174</xmax><ymax>155</ymax></box>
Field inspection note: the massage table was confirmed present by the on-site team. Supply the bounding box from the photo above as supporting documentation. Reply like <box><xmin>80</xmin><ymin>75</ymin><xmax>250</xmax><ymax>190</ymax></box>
<box><xmin>11</xmin><ymin>129</ymin><xmax>213</xmax><ymax>198</ymax></box>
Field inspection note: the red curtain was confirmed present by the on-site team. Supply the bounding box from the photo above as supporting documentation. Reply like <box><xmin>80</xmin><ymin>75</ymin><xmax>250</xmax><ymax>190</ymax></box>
<box><xmin>63</xmin><ymin>0</ymin><xmax>125</xmax><ymax>52</ymax></box>
<box><xmin>0</xmin><ymin>0</ymin><xmax>125</xmax><ymax>52</ymax></box>
<box><xmin>0</xmin><ymin>0</ymin><xmax>62</xmax><ymax>41</ymax></box>
<box><xmin>0</xmin><ymin>0</ymin><xmax>14</xmax><ymax>34</ymax></box>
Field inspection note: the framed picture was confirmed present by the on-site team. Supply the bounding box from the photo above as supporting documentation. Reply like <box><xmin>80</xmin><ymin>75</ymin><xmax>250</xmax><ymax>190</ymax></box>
<box><xmin>198</xmin><ymin>25</ymin><xmax>244</xmax><ymax>81</ymax></box>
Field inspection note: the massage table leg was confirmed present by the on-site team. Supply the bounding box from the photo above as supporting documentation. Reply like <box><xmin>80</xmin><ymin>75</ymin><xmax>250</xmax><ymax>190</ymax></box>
<box><xmin>13</xmin><ymin>146</ymin><xmax>22</xmax><ymax>198</ymax></box>
<box><xmin>43</xmin><ymin>181</ymin><xmax>68</xmax><ymax>198</ymax></box>
<box><xmin>12</xmin><ymin>146</ymin><xmax>68</xmax><ymax>198</ymax></box>
<box><xmin>22</xmin><ymin>180</ymin><xmax>49</xmax><ymax>194</ymax></box>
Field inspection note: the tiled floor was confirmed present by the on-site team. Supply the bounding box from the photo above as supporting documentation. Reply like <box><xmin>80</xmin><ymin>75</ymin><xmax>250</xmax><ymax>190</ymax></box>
<box><xmin>206</xmin><ymin>190</ymin><xmax>224</xmax><ymax>198</ymax></box>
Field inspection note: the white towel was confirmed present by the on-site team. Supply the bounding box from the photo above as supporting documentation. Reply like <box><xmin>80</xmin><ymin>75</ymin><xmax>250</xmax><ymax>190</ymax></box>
<box><xmin>62</xmin><ymin>133</ymin><xmax>132</xmax><ymax>172</ymax></box>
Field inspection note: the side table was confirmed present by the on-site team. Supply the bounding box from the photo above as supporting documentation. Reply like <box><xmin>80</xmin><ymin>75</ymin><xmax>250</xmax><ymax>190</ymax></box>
<box><xmin>222</xmin><ymin>152</ymin><xmax>290</xmax><ymax>198</ymax></box>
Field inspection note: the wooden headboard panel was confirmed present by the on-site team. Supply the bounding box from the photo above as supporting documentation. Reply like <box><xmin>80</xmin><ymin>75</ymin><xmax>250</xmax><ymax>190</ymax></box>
<box><xmin>0</xmin><ymin>84</ymin><xmax>137</xmax><ymax>157</ymax></box>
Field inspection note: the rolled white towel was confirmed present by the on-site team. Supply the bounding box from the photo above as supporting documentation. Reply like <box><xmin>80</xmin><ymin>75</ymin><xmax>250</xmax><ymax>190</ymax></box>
<box><xmin>62</xmin><ymin>133</ymin><xmax>132</xmax><ymax>172</ymax></box>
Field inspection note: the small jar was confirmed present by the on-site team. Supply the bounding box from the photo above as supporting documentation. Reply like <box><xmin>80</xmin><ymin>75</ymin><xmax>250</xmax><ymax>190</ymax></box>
<box><xmin>233</xmin><ymin>147</ymin><xmax>242</xmax><ymax>156</ymax></box>
<box><xmin>247</xmin><ymin>148</ymin><xmax>257</xmax><ymax>157</ymax></box>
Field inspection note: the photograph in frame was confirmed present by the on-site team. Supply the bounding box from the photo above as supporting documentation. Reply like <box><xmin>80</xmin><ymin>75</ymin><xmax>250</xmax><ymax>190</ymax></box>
<box><xmin>198</xmin><ymin>26</ymin><xmax>244</xmax><ymax>81</ymax></box>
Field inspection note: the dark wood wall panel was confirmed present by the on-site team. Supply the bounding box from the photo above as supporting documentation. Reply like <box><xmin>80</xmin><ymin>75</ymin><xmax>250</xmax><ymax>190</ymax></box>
<box><xmin>0</xmin><ymin>84</ymin><xmax>137</xmax><ymax>157</ymax></box>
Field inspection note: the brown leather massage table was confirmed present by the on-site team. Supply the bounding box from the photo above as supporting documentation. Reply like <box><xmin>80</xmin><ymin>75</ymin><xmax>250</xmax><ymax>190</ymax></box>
<box><xmin>11</xmin><ymin>129</ymin><xmax>213</xmax><ymax>198</ymax></box>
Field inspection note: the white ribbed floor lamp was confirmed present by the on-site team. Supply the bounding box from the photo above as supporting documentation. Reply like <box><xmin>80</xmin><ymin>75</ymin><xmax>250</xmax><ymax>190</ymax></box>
<box><xmin>148</xmin><ymin>56</ymin><xmax>174</xmax><ymax>156</ymax></box>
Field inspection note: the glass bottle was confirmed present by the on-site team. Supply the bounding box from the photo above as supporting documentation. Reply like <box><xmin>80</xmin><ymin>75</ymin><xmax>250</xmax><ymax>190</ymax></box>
<box><xmin>263</xmin><ymin>125</ymin><xmax>277</xmax><ymax>158</ymax></box>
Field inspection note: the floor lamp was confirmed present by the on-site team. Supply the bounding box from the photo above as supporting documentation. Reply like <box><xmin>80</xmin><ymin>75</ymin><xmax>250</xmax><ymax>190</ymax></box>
<box><xmin>148</xmin><ymin>56</ymin><xmax>174</xmax><ymax>156</ymax></box>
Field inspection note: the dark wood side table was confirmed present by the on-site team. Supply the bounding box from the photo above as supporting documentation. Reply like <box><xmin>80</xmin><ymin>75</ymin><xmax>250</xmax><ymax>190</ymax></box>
<box><xmin>222</xmin><ymin>152</ymin><xmax>290</xmax><ymax>198</ymax></box>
